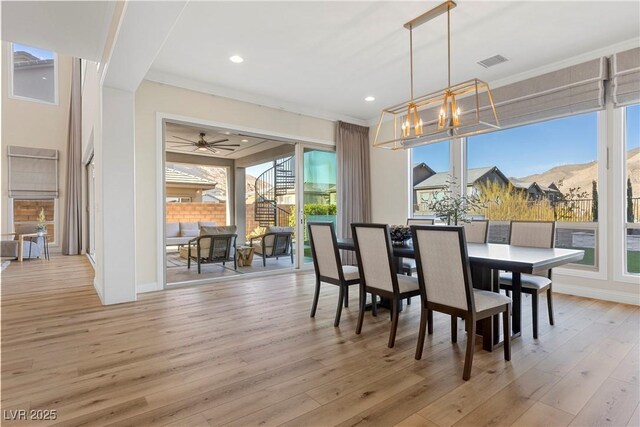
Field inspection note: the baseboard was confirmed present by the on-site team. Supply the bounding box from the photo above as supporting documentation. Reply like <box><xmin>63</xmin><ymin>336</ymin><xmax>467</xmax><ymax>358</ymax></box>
<box><xmin>137</xmin><ymin>282</ymin><xmax>162</xmax><ymax>293</ymax></box>
<box><xmin>554</xmin><ymin>283</ymin><xmax>640</xmax><ymax>306</ymax></box>
<box><xmin>93</xmin><ymin>278</ymin><xmax>105</xmax><ymax>304</ymax></box>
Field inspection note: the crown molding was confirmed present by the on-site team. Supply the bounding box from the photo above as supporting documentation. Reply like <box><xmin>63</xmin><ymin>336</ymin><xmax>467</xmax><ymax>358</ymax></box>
<box><xmin>144</xmin><ymin>70</ymin><xmax>369</xmax><ymax>127</ymax></box>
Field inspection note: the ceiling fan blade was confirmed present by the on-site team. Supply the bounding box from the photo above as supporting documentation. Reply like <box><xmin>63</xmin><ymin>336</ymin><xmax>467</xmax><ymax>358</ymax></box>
<box><xmin>213</xmin><ymin>147</ymin><xmax>235</xmax><ymax>151</ymax></box>
<box><xmin>204</xmin><ymin>138</ymin><xmax>230</xmax><ymax>145</ymax></box>
<box><xmin>205</xmin><ymin>147</ymin><xmax>218</xmax><ymax>154</ymax></box>
<box><xmin>172</xmin><ymin>136</ymin><xmax>198</xmax><ymax>143</ymax></box>
<box><xmin>167</xmin><ymin>141</ymin><xmax>196</xmax><ymax>145</ymax></box>
<box><xmin>206</xmin><ymin>144</ymin><xmax>240</xmax><ymax>147</ymax></box>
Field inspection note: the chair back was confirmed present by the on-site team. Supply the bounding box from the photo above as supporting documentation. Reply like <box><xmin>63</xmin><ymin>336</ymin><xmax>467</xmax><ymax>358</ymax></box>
<box><xmin>264</xmin><ymin>226</ymin><xmax>293</xmax><ymax>256</ymax></box>
<box><xmin>407</xmin><ymin>218</ymin><xmax>435</xmax><ymax>226</ymax></box>
<box><xmin>462</xmin><ymin>220</ymin><xmax>489</xmax><ymax>243</ymax></box>
<box><xmin>308</xmin><ymin>222</ymin><xmax>342</xmax><ymax>281</ymax></box>
<box><xmin>411</xmin><ymin>225</ymin><xmax>474</xmax><ymax>313</ymax></box>
<box><xmin>509</xmin><ymin>221</ymin><xmax>555</xmax><ymax>248</ymax></box>
<box><xmin>351</xmin><ymin>223</ymin><xmax>398</xmax><ymax>294</ymax></box>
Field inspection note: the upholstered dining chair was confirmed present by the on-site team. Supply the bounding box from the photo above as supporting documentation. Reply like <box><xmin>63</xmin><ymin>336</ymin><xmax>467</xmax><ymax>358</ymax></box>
<box><xmin>462</xmin><ymin>220</ymin><xmax>489</xmax><ymax>244</ymax></box>
<box><xmin>402</xmin><ymin>218</ymin><xmax>435</xmax><ymax>276</ymax></box>
<box><xmin>351</xmin><ymin>223</ymin><xmax>421</xmax><ymax>348</ymax></box>
<box><xmin>499</xmin><ymin>220</ymin><xmax>556</xmax><ymax>339</ymax></box>
<box><xmin>411</xmin><ymin>225</ymin><xmax>511</xmax><ymax>380</ymax></box>
<box><xmin>308</xmin><ymin>222</ymin><xmax>361</xmax><ymax>327</ymax></box>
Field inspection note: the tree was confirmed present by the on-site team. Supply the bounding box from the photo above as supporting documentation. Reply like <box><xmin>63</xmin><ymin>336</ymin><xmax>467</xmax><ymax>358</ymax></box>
<box><xmin>591</xmin><ymin>180</ymin><xmax>598</xmax><ymax>222</ymax></box>
<box><xmin>628</xmin><ymin>178</ymin><xmax>635</xmax><ymax>223</ymax></box>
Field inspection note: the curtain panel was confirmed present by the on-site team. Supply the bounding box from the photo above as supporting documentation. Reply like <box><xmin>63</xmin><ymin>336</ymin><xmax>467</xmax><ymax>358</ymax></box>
<box><xmin>611</xmin><ymin>47</ymin><xmax>640</xmax><ymax>108</ymax></box>
<box><xmin>8</xmin><ymin>146</ymin><xmax>59</xmax><ymax>199</ymax></box>
<box><xmin>62</xmin><ymin>58</ymin><xmax>82</xmax><ymax>255</ymax></box>
<box><xmin>336</xmin><ymin>121</ymin><xmax>371</xmax><ymax>265</ymax></box>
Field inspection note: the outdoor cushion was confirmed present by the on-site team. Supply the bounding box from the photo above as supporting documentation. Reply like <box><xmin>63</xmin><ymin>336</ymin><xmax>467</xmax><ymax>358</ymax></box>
<box><xmin>166</xmin><ymin>223</ymin><xmax>180</xmax><ymax>238</ymax></box>
<box><xmin>198</xmin><ymin>221</ymin><xmax>217</xmax><ymax>228</ymax></box>
<box><xmin>262</xmin><ymin>226</ymin><xmax>293</xmax><ymax>254</ymax></box>
<box><xmin>198</xmin><ymin>226</ymin><xmax>237</xmax><ymax>255</ymax></box>
<box><xmin>180</xmin><ymin>222</ymin><xmax>199</xmax><ymax>237</ymax></box>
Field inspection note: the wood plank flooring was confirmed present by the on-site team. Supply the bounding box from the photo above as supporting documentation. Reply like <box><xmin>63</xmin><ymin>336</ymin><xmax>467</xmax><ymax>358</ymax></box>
<box><xmin>1</xmin><ymin>255</ymin><xmax>638</xmax><ymax>426</ymax></box>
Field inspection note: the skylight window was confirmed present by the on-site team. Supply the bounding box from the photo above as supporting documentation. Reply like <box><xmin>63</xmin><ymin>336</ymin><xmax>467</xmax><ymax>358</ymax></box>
<box><xmin>10</xmin><ymin>43</ymin><xmax>58</xmax><ymax>105</ymax></box>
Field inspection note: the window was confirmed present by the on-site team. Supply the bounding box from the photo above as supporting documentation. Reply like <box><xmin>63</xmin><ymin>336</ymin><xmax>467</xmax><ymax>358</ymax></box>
<box><xmin>10</xmin><ymin>43</ymin><xmax>57</xmax><ymax>104</ymax></box>
<box><xmin>466</xmin><ymin>112</ymin><xmax>599</xmax><ymax>268</ymax></box>
<box><xmin>625</xmin><ymin>104</ymin><xmax>639</xmax><ymax>275</ymax></box>
<box><xmin>12</xmin><ymin>199</ymin><xmax>56</xmax><ymax>244</ymax></box>
<box><xmin>411</xmin><ymin>140</ymin><xmax>450</xmax><ymax>217</ymax></box>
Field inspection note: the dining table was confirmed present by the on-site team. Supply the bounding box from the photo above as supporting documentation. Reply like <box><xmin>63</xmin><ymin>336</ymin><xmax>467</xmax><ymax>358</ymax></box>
<box><xmin>337</xmin><ymin>238</ymin><xmax>584</xmax><ymax>351</ymax></box>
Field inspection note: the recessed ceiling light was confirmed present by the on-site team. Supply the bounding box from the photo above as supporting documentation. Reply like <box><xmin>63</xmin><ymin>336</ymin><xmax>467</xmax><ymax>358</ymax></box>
<box><xmin>365</xmin><ymin>96</ymin><xmax>375</xmax><ymax>102</ymax></box>
<box><xmin>229</xmin><ymin>55</ymin><xmax>244</xmax><ymax>63</ymax></box>
<box><xmin>241</xmin><ymin>139</ymin><xmax>248</xmax><ymax>143</ymax></box>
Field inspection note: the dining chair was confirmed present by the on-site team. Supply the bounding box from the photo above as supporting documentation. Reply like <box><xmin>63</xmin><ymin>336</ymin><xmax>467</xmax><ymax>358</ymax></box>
<box><xmin>308</xmin><ymin>222</ymin><xmax>361</xmax><ymax>327</ymax></box>
<box><xmin>462</xmin><ymin>220</ymin><xmax>489</xmax><ymax>244</ymax></box>
<box><xmin>351</xmin><ymin>223</ymin><xmax>420</xmax><ymax>348</ymax></box>
<box><xmin>499</xmin><ymin>220</ymin><xmax>555</xmax><ymax>339</ymax></box>
<box><xmin>411</xmin><ymin>225</ymin><xmax>511</xmax><ymax>380</ymax></box>
<box><xmin>402</xmin><ymin>218</ymin><xmax>435</xmax><ymax>276</ymax></box>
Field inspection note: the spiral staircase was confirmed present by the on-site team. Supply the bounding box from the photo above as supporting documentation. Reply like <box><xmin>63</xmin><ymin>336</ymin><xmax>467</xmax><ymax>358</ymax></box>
<box><xmin>254</xmin><ymin>156</ymin><xmax>295</xmax><ymax>227</ymax></box>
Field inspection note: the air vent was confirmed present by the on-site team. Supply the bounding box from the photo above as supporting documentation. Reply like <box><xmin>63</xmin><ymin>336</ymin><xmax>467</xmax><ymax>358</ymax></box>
<box><xmin>477</xmin><ymin>55</ymin><xmax>508</xmax><ymax>68</ymax></box>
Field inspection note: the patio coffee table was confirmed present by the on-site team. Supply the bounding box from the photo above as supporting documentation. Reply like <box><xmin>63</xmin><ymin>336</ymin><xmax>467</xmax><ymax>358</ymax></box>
<box><xmin>236</xmin><ymin>246</ymin><xmax>254</xmax><ymax>267</ymax></box>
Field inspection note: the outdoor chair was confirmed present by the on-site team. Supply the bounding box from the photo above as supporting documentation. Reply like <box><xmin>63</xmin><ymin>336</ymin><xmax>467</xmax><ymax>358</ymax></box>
<box><xmin>308</xmin><ymin>222</ymin><xmax>361</xmax><ymax>327</ymax></box>
<box><xmin>411</xmin><ymin>225</ymin><xmax>511</xmax><ymax>380</ymax></box>
<box><xmin>250</xmin><ymin>226</ymin><xmax>294</xmax><ymax>266</ymax></box>
<box><xmin>187</xmin><ymin>225</ymin><xmax>237</xmax><ymax>273</ymax></box>
<box><xmin>351</xmin><ymin>223</ymin><xmax>421</xmax><ymax>348</ymax></box>
<box><xmin>499</xmin><ymin>220</ymin><xmax>556</xmax><ymax>339</ymax></box>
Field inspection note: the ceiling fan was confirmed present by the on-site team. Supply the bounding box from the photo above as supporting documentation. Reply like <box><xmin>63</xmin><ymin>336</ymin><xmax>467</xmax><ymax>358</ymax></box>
<box><xmin>167</xmin><ymin>132</ymin><xmax>240</xmax><ymax>154</ymax></box>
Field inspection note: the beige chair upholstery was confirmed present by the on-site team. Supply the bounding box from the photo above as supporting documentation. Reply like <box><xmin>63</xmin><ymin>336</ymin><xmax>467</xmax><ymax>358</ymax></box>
<box><xmin>499</xmin><ymin>220</ymin><xmax>556</xmax><ymax>339</ymax></box>
<box><xmin>352</xmin><ymin>223</ymin><xmax>420</xmax><ymax>348</ymax></box>
<box><xmin>462</xmin><ymin>220</ymin><xmax>489</xmax><ymax>244</ymax></box>
<box><xmin>308</xmin><ymin>222</ymin><xmax>360</xmax><ymax>327</ymax></box>
<box><xmin>406</xmin><ymin>218</ymin><xmax>435</xmax><ymax>226</ymax></box>
<box><xmin>411</xmin><ymin>225</ymin><xmax>511</xmax><ymax>380</ymax></box>
<box><xmin>402</xmin><ymin>219</ymin><xmax>436</xmax><ymax>275</ymax></box>
<box><xmin>250</xmin><ymin>226</ymin><xmax>294</xmax><ymax>266</ymax></box>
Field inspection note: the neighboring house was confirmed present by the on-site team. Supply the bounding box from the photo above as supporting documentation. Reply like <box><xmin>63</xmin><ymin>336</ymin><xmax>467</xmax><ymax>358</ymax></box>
<box><xmin>512</xmin><ymin>181</ymin><xmax>562</xmax><ymax>201</ymax></box>
<box><xmin>165</xmin><ymin>167</ymin><xmax>217</xmax><ymax>202</ymax></box>
<box><xmin>414</xmin><ymin>166</ymin><xmax>510</xmax><ymax>206</ymax></box>
<box><xmin>13</xmin><ymin>51</ymin><xmax>55</xmax><ymax>103</ymax></box>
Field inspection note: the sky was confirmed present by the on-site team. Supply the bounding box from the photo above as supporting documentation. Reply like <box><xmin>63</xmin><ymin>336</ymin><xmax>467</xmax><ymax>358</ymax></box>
<box><xmin>413</xmin><ymin>107</ymin><xmax>640</xmax><ymax>179</ymax></box>
<box><xmin>13</xmin><ymin>43</ymin><xmax>54</xmax><ymax>60</ymax></box>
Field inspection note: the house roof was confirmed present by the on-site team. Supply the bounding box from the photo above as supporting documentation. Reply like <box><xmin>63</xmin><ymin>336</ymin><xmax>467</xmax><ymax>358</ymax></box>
<box><xmin>414</xmin><ymin>167</ymin><xmax>498</xmax><ymax>190</ymax></box>
<box><xmin>165</xmin><ymin>167</ymin><xmax>217</xmax><ymax>188</ymax></box>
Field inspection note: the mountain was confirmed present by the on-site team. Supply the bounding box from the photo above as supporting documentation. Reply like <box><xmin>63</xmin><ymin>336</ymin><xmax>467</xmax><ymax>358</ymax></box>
<box><xmin>513</xmin><ymin>147</ymin><xmax>639</xmax><ymax>196</ymax></box>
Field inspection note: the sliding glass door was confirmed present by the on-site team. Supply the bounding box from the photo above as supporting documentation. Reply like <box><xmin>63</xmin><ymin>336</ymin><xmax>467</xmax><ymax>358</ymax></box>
<box><xmin>299</xmin><ymin>147</ymin><xmax>337</xmax><ymax>265</ymax></box>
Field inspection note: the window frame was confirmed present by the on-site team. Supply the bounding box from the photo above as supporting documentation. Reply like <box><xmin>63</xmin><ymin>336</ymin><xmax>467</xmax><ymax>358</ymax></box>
<box><xmin>8</xmin><ymin>197</ymin><xmax>60</xmax><ymax>246</ymax></box>
<box><xmin>8</xmin><ymin>42</ymin><xmax>59</xmax><ymax>106</ymax></box>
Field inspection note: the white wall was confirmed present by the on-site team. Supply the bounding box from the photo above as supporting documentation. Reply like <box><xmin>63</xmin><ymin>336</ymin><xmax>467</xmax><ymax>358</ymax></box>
<box><xmin>1</xmin><ymin>42</ymin><xmax>72</xmax><ymax>248</ymax></box>
<box><xmin>134</xmin><ymin>80</ymin><xmax>336</xmax><ymax>289</ymax></box>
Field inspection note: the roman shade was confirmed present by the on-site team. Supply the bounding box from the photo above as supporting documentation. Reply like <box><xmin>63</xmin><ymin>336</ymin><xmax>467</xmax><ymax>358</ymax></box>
<box><xmin>611</xmin><ymin>47</ymin><xmax>640</xmax><ymax>107</ymax></box>
<box><xmin>8</xmin><ymin>146</ymin><xmax>59</xmax><ymax>198</ymax></box>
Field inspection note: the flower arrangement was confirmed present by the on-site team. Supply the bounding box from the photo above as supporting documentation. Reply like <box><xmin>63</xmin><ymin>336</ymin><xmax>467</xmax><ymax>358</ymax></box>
<box><xmin>389</xmin><ymin>225</ymin><xmax>412</xmax><ymax>246</ymax></box>
<box><xmin>35</xmin><ymin>208</ymin><xmax>47</xmax><ymax>234</ymax></box>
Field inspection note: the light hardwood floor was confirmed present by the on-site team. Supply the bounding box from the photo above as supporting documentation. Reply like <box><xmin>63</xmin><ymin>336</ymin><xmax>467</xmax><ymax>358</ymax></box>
<box><xmin>1</xmin><ymin>255</ymin><xmax>638</xmax><ymax>427</ymax></box>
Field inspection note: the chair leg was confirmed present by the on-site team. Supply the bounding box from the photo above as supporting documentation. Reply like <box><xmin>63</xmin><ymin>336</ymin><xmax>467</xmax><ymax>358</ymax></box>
<box><xmin>356</xmin><ymin>287</ymin><xmax>366</xmax><ymax>334</ymax></box>
<box><xmin>334</xmin><ymin>285</ymin><xmax>345</xmax><ymax>327</ymax></box>
<box><xmin>532</xmin><ymin>292</ymin><xmax>539</xmax><ymax>339</ymax></box>
<box><xmin>505</xmin><ymin>289</ymin><xmax>511</xmax><ymax>298</ymax></box>
<box><xmin>427</xmin><ymin>310</ymin><xmax>434</xmax><ymax>335</ymax></box>
<box><xmin>263</xmin><ymin>254</ymin><xmax>266</xmax><ymax>267</ymax></box>
<box><xmin>451</xmin><ymin>316</ymin><xmax>458</xmax><ymax>343</ymax></box>
<box><xmin>371</xmin><ymin>294</ymin><xmax>378</xmax><ymax>317</ymax></box>
<box><xmin>547</xmin><ymin>287</ymin><xmax>555</xmax><ymax>325</ymax></box>
<box><xmin>415</xmin><ymin>307</ymin><xmax>427</xmax><ymax>360</ymax></box>
<box><xmin>310</xmin><ymin>278</ymin><xmax>321</xmax><ymax>318</ymax></box>
<box><xmin>463</xmin><ymin>318</ymin><xmax>476</xmax><ymax>381</ymax></box>
<box><xmin>407</xmin><ymin>297</ymin><xmax>411</xmax><ymax>305</ymax></box>
<box><xmin>503</xmin><ymin>306</ymin><xmax>511</xmax><ymax>361</ymax></box>
<box><xmin>197</xmin><ymin>258</ymin><xmax>201</xmax><ymax>274</ymax></box>
<box><xmin>388</xmin><ymin>298</ymin><xmax>400</xmax><ymax>348</ymax></box>
<box><xmin>344</xmin><ymin>285</ymin><xmax>349</xmax><ymax>308</ymax></box>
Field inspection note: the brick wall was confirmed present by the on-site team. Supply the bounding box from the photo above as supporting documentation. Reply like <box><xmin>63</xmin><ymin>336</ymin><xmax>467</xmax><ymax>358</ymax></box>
<box><xmin>14</xmin><ymin>200</ymin><xmax>55</xmax><ymax>222</ymax></box>
<box><xmin>166</xmin><ymin>203</ymin><xmax>227</xmax><ymax>225</ymax></box>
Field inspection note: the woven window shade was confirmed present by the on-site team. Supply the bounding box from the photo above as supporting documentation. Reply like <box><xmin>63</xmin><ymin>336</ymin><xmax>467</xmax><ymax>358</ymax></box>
<box><xmin>611</xmin><ymin>47</ymin><xmax>640</xmax><ymax>108</ymax></box>
<box><xmin>8</xmin><ymin>146</ymin><xmax>59</xmax><ymax>198</ymax></box>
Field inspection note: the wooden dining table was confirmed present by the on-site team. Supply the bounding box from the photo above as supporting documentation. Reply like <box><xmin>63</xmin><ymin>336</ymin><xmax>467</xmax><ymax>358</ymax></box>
<box><xmin>337</xmin><ymin>238</ymin><xmax>584</xmax><ymax>351</ymax></box>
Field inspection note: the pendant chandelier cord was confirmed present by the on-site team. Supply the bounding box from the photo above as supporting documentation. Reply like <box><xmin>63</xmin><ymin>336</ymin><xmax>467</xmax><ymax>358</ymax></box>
<box><xmin>409</xmin><ymin>25</ymin><xmax>414</xmax><ymax>100</ymax></box>
<box><xmin>447</xmin><ymin>5</ymin><xmax>451</xmax><ymax>88</ymax></box>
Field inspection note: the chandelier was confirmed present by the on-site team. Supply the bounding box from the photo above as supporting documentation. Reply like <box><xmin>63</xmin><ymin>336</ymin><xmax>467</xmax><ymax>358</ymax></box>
<box><xmin>373</xmin><ymin>1</ymin><xmax>500</xmax><ymax>150</ymax></box>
